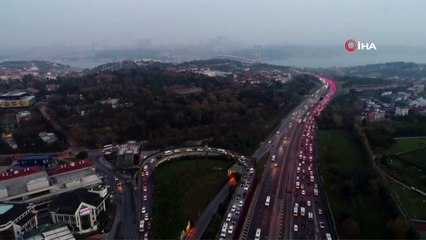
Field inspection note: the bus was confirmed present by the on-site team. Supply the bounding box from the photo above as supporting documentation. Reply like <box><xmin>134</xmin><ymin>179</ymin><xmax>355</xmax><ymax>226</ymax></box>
<box><xmin>217</xmin><ymin>148</ymin><xmax>227</xmax><ymax>154</ymax></box>
<box><xmin>102</xmin><ymin>144</ymin><xmax>113</xmax><ymax>153</ymax></box>
<box><xmin>255</xmin><ymin>228</ymin><xmax>261</xmax><ymax>240</ymax></box>
<box><xmin>139</xmin><ymin>220</ymin><xmax>144</xmax><ymax>232</ymax></box>
<box><xmin>265</xmin><ymin>196</ymin><xmax>271</xmax><ymax>207</ymax></box>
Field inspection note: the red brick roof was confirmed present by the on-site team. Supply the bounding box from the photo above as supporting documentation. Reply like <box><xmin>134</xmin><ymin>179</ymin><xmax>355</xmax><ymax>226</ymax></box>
<box><xmin>0</xmin><ymin>166</ymin><xmax>42</xmax><ymax>181</ymax></box>
<box><xmin>49</xmin><ymin>159</ymin><xmax>94</xmax><ymax>175</ymax></box>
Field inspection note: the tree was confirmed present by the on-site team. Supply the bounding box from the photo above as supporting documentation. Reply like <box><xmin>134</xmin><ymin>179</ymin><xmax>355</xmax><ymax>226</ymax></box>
<box><xmin>76</xmin><ymin>151</ymin><xmax>88</xmax><ymax>160</ymax></box>
<box><xmin>387</xmin><ymin>216</ymin><xmax>412</xmax><ymax>239</ymax></box>
<box><xmin>340</xmin><ymin>217</ymin><xmax>360</xmax><ymax>238</ymax></box>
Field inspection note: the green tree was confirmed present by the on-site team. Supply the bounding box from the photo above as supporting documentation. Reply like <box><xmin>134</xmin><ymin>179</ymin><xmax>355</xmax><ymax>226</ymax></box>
<box><xmin>76</xmin><ymin>151</ymin><xmax>88</xmax><ymax>160</ymax></box>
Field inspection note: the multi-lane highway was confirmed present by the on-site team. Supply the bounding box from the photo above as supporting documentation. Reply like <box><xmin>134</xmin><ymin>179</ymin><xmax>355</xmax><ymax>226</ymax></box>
<box><xmin>241</xmin><ymin>76</ymin><xmax>336</xmax><ymax>240</ymax></box>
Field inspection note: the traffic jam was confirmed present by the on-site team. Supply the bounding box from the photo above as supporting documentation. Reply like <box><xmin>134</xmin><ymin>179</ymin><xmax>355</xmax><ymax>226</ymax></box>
<box><xmin>292</xmin><ymin>76</ymin><xmax>335</xmax><ymax>239</ymax></box>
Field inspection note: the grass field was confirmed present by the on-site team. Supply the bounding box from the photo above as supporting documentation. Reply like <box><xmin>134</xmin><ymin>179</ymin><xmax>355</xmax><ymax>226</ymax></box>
<box><xmin>400</xmin><ymin>148</ymin><xmax>426</xmax><ymax>168</ymax></box>
<box><xmin>388</xmin><ymin>180</ymin><xmax>426</xmax><ymax>219</ymax></box>
<box><xmin>387</xmin><ymin>137</ymin><xmax>426</xmax><ymax>154</ymax></box>
<box><xmin>151</xmin><ymin>157</ymin><xmax>235</xmax><ymax>239</ymax></box>
<box><xmin>318</xmin><ymin>130</ymin><xmax>390</xmax><ymax>239</ymax></box>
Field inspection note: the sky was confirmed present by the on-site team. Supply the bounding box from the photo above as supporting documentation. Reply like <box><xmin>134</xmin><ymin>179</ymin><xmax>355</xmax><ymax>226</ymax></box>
<box><xmin>1</xmin><ymin>0</ymin><xmax>425</xmax><ymax>49</ymax></box>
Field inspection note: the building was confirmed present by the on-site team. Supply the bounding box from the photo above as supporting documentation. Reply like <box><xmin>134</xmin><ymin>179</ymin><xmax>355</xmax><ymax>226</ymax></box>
<box><xmin>0</xmin><ymin>160</ymin><xmax>101</xmax><ymax>210</ymax></box>
<box><xmin>414</xmin><ymin>84</ymin><xmax>424</xmax><ymax>94</ymax></box>
<box><xmin>38</xmin><ymin>132</ymin><xmax>58</xmax><ymax>144</ymax></box>
<box><xmin>395</xmin><ymin>106</ymin><xmax>409</xmax><ymax>116</ymax></box>
<box><xmin>116</xmin><ymin>141</ymin><xmax>141</xmax><ymax>168</ymax></box>
<box><xmin>0</xmin><ymin>92</ymin><xmax>35</xmax><ymax>108</ymax></box>
<box><xmin>23</xmin><ymin>222</ymin><xmax>75</xmax><ymax>240</ymax></box>
<box><xmin>0</xmin><ymin>203</ymin><xmax>38</xmax><ymax>240</ymax></box>
<box><xmin>16</xmin><ymin>111</ymin><xmax>31</xmax><ymax>122</ymax></box>
<box><xmin>48</xmin><ymin>187</ymin><xmax>108</xmax><ymax>234</ymax></box>
<box><xmin>18</xmin><ymin>155</ymin><xmax>55</xmax><ymax>168</ymax></box>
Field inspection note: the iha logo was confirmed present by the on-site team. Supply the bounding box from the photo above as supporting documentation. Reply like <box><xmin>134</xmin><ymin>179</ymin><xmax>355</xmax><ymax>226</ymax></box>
<box><xmin>344</xmin><ymin>39</ymin><xmax>377</xmax><ymax>52</ymax></box>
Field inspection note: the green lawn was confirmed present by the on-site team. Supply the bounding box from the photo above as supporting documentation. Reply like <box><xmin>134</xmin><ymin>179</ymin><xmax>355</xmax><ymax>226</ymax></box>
<box><xmin>151</xmin><ymin>157</ymin><xmax>235</xmax><ymax>239</ymax></box>
<box><xmin>400</xmin><ymin>148</ymin><xmax>426</xmax><ymax>168</ymax></box>
<box><xmin>317</xmin><ymin>130</ymin><xmax>365</xmax><ymax>173</ymax></box>
<box><xmin>388</xmin><ymin>137</ymin><xmax>426</xmax><ymax>154</ymax></box>
<box><xmin>388</xmin><ymin>180</ymin><xmax>426</xmax><ymax>219</ymax></box>
<box><xmin>318</xmin><ymin>130</ymin><xmax>390</xmax><ymax>239</ymax></box>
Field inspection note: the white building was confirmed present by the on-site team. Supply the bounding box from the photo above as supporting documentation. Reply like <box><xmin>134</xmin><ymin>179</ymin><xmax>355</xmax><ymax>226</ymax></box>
<box><xmin>395</xmin><ymin>106</ymin><xmax>409</xmax><ymax>116</ymax></box>
<box><xmin>48</xmin><ymin>187</ymin><xmax>108</xmax><ymax>234</ymax></box>
<box><xmin>0</xmin><ymin>160</ymin><xmax>101</xmax><ymax>210</ymax></box>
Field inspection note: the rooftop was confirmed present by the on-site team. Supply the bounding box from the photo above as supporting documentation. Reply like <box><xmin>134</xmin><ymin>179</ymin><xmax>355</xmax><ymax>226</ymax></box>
<box><xmin>0</xmin><ymin>91</ymin><xmax>27</xmax><ymax>97</ymax></box>
<box><xmin>24</xmin><ymin>223</ymin><xmax>76</xmax><ymax>240</ymax></box>
<box><xmin>0</xmin><ymin>203</ymin><xmax>31</xmax><ymax>226</ymax></box>
<box><xmin>48</xmin><ymin>188</ymin><xmax>105</xmax><ymax>215</ymax></box>
<box><xmin>48</xmin><ymin>160</ymin><xmax>94</xmax><ymax>175</ymax></box>
<box><xmin>0</xmin><ymin>166</ymin><xmax>43</xmax><ymax>181</ymax></box>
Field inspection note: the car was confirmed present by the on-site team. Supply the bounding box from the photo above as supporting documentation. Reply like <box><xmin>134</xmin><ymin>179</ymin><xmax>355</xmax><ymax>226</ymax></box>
<box><xmin>147</xmin><ymin>221</ymin><xmax>152</xmax><ymax>230</ymax></box>
<box><xmin>276</xmin><ymin>131</ymin><xmax>280</xmax><ymax>134</ymax></box>
<box><xmin>228</xmin><ymin>225</ymin><xmax>234</xmax><ymax>234</ymax></box>
<box><xmin>143</xmin><ymin>186</ymin><xmax>148</xmax><ymax>192</ymax></box>
<box><xmin>268</xmin><ymin>140</ymin><xmax>272</xmax><ymax>144</ymax></box>
<box><xmin>143</xmin><ymin>195</ymin><xmax>148</xmax><ymax>201</ymax></box>
<box><xmin>319</xmin><ymin>222</ymin><xmax>325</xmax><ymax>229</ymax></box>
<box><xmin>307</xmin><ymin>200</ymin><xmax>311</xmax><ymax>207</ymax></box>
<box><xmin>301</xmin><ymin>190</ymin><xmax>305</xmax><ymax>195</ymax></box>
<box><xmin>144</xmin><ymin>232</ymin><xmax>149</xmax><ymax>240</ymax></box>
<box><xmin>150</xmin><ymin>158</ymin><xmax>155</xmax><ymax>163</ymax></box>
<box><xmin>273</xmin><ymin>162</ymin><xmax>278</xmax><ymax>167</ymax></box>
<box><xmin>314</xmin><ymin>183</ymin><xmax>318</xmax><ymax>188</ymax></box>
<box><xmin>239</xmin><ymin>200</ymin><xmax>243</xmax><ymax>208</ymax></box>
<box><xmin>308</xmin><ymin>227</ymin><xmax>313</xmax><ymax>236</ymax></box>
<box><xmin>144</xmin><ymin>213</ymin><xmax>149</xmax><ymax>221</ymax></box>
<box><xmin>186</xmin><ymin>148</ymin><xmax>193</xmax><ymax>152</ymax></box>
<box><xmin>293</xmin><ymin>224</ymin><xmax>298</xmax><ymax>232</ymax></box>
<box><xmin>141</xmin><ymin>207</ymin><xmax>146</xmax><ymax>213</ymax></box>
<box><xmin>231</xmin><ymin>205</ymin><xmax>236</xmax><ymax>212</ymax></box>
<box><xmin>301</xmin><ymin>223</ymin><xmax>305</xmax><ymax>229</ymax></box>
<box><xmin>174</xmin><ymin>149</ymin><xmax>181</xmax><ymax>153</ymax></box>
<box><xmin>318</xmin><ymin>208</ymin><xmax>323</xmax><ymax>215</ymax></box>
<box><xmin>226</xmin><ymin>213</ymin><xmax>232</xmax><ymax>222</ymax></box>
<box><xmin>296</xmin><ymin>176</ymin><xmax>300</xmax><ymax>181</ymax></box>
<box><xmin>301</xmin><ymin>184</ymin><xmax>304</xmax><ymax>189</ymax></box>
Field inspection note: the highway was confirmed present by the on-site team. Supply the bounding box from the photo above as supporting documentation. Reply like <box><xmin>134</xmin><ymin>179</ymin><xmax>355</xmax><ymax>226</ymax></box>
<box><xmin>137</xmin><ymin>147</ymin><xmax>249</xmax><ymax>240</ymax></box>
<box><xmin>242</xmin><ymin>76</ymin><xmax>336</xmax><ymax>240</ymax></box>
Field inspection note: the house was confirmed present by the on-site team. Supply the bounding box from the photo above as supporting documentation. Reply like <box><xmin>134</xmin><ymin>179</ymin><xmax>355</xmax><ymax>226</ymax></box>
<box><xmin>47</xmin><ymin>187</ymin><xmax>108</xmax><ymax>234</ymax></box>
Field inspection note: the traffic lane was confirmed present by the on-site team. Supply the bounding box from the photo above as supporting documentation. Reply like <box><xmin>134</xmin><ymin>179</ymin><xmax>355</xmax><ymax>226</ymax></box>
<box><xmin>286</xmin><ymin>127</ymin><xmax>303</xmax><ymax>239</ymax></box>
<box><xmin>284</xmin><ymin>123</ymin><xmax>309</xmax><ymax>240</ymax></box>
<box><xmin>267</xmin><ymin>119</ymin><xmax>301</xmax><ymax>239</ymax></box>
<box><xmin>246</xmin><ymin>151</ymin><xmax>283</xmax><ymax>238</ymax></box>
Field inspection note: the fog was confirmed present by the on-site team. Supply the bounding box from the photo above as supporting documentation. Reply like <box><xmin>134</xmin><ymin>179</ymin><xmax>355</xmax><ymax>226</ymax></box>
<box><xmin>1</xmin><ymin>0</ymin><xmax>425</xmax><ymax>49</ymax></box>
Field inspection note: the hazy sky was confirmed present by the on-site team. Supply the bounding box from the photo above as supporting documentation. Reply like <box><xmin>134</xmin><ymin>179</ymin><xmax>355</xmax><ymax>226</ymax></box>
<box><xmin>1</xmin><ymin>0</ymin><xmax>425</xmax><ymax>48</ymax></box>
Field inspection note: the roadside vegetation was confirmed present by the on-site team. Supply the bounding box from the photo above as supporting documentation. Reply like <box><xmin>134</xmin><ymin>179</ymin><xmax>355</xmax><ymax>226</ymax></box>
<box><xmin>151</xmin><ymin>156</ymin><xmax>235</xmax><ymax>239</ymax></box>
<box><xmin>317</xmin><ymin>91</ymin><xmax>416</xmax><ymax>239</ymax></box>
<box><xmin>48</xmin><ymin>64</ymin><xmax>317</xmax><ymax>155</ymax></box>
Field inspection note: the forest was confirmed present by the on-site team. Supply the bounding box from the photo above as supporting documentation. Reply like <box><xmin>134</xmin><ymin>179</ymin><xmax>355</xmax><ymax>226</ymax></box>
<box><xmin>48</xmin><ymin>65</ymin><xmax>317</xmax><ymax>154</ymax></box>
